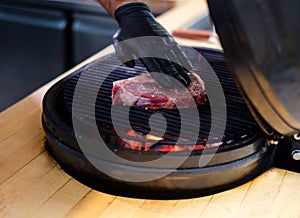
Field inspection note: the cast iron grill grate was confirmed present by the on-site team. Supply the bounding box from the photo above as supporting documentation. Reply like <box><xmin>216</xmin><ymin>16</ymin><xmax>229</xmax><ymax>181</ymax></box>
<box><xmin>62</xmin><ymin>48</ymin><xmax>258</xmax><ymax>152</ymax></box>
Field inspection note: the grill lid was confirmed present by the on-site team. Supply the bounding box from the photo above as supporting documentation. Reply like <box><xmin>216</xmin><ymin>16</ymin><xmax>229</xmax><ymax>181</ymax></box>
<box><xmin>207</xmin><ymin>0</ymin><xmax>300</xmax><ymax>136</ymax></box>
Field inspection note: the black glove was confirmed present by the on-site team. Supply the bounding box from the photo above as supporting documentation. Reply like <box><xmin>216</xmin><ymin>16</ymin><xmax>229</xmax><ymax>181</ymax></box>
<box><xmin>113</xmin><ymin>2</ymin><xmax>192</xmax><ymax>88</ymax></box>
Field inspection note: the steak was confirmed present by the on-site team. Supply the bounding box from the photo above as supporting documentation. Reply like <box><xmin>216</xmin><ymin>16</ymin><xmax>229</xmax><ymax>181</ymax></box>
<box><xmin>112</xmin><ymin>72</ymin><xmax>206</xmax><ymax>109</ymax></box>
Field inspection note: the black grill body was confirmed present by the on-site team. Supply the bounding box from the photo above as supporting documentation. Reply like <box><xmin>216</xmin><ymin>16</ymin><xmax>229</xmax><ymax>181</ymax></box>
<box><xmin>42</xmin><ymin>47</ymin><xmax>276</xmax><ymax>199</ymax></box>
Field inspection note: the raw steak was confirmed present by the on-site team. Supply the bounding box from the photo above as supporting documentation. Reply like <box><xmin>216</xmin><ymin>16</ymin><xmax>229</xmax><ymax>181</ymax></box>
<box><xmin>112</xmin><ymin>72</ymin><xmax>206</xmax><ymax>109</ymax></box>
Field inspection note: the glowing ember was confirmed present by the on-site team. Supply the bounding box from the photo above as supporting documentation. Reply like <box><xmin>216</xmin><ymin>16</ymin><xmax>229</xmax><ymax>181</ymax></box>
<box><xmin>121</xmin><ymin>130</ymin><xmax>223</xmax><ymax>152</ymax></box>
<box><xmin>122</xmin><ymin>130</ymin><xmax>164</xmax><ymax>151</ymax></box>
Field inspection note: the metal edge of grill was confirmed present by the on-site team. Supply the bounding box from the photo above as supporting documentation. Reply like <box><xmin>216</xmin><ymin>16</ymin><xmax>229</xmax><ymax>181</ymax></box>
<box><xmin>41</xmin><ymin>47</ymin><xmax>277</xmax><ymax>199</ymax></box>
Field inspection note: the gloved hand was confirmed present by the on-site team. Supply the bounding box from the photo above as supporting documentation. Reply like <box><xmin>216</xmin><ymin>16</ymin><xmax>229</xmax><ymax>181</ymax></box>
<box><xmin>113</xmin><ymin>2</ymin><xmax>193</xmax><ymax>88</ymax></box>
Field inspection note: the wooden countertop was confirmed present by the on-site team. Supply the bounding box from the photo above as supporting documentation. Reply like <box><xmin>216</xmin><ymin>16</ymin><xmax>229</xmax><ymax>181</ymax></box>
<box><xmin>1</xmin><ymin>1</ymin><xmax>300</xmax><ymax>217</ymax></box>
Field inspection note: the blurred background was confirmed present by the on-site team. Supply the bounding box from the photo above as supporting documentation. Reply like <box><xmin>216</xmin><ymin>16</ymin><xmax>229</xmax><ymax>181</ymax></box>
<box><xmin>0</xmin><ymin>0</ymin><xmax>211</xmax><ymax>111</ymax></box>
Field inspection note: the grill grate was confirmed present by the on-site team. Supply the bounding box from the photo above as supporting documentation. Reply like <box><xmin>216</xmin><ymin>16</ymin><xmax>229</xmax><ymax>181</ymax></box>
<box><xmin>63</xmin><ymin>48</ymin><xmax>259</xmax><ymax>152</ymax></box>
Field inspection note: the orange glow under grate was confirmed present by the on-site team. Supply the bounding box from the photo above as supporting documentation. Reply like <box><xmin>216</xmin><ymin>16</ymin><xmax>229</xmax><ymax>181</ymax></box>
<box><xmin>121</xmin><ymin>130</ymin><xmax>223</xmax><ymax>152</ymax></box>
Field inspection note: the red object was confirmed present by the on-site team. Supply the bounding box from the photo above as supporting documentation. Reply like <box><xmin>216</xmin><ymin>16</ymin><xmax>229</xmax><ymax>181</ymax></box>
<box><xmin>111</xmin><ymin>72</ymin><xmax>206</xmax><ymax>109</ymax></box>
<box><xmin>172</xmin><ymin>29</ymin><xmax>212</xmax><ymax>40</ymax></box>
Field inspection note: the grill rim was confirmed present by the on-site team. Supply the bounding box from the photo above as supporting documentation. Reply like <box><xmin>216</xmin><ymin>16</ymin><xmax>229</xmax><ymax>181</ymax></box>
<box><xmin>42</xmin><ymin>47</ymin><xmax>266</xmax><ymax>169</ymax></box>
<box><xmin>41</xmin><ymin>46</ymin><xmax>278</xmax><ymax>199</ymax></box>
<box><xmin>43</xmin><ymin>121</ymin><xmax>277</xmax><ymax>199</ymax></box>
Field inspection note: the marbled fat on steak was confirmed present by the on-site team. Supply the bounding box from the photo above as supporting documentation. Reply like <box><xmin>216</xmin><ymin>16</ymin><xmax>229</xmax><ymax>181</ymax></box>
<box><xmin>111</xmin><ymin>72</ymin><xmax>206</xmax><ymax>109</ymax></box>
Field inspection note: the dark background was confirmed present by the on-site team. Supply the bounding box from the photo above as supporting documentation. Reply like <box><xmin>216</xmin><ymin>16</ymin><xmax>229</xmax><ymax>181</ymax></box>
<box><xmin>0</xmin><ymin>0</ymin><xmax>118</xmax><ymax>111</ymax></box>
